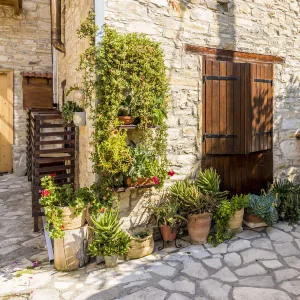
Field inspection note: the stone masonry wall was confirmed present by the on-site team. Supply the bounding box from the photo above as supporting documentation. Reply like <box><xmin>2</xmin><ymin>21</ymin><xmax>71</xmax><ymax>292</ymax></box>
<box><xmin>102</xmin><ymin>0</ymin><xmax>300</xmax><ymax>228</ymax></box>
<box><xmin>0</xmin><ymin>0</ymin><xmax>52</xmax><ymax>175</ymax></box>
<box><xmin>57</xmin><ymin>0</ymin><xmax>95</xmax><ymax>188</ymax></box>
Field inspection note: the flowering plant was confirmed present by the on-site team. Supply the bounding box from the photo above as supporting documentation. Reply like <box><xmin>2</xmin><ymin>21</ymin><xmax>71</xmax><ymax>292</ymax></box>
<box><xmin>40</xmin><ymin>175</ymin><xmax>94</xmax><ymax>238</ymax></box>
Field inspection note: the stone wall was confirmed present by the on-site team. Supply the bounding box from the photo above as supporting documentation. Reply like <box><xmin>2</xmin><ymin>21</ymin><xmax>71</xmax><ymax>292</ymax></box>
<box><xmin>102</xmin><ymin>0</ymin><xmax>300</xmax><ymax>227</ymax></box>
<box><xmin>57</xmin><ymin>0</ymin><xmax>95</xmax><ymax>188</ymax></box>
<box><xmin>0</xmin><ymin>0</ymin><xmax>52</xmax><ymax>175</ymax></box>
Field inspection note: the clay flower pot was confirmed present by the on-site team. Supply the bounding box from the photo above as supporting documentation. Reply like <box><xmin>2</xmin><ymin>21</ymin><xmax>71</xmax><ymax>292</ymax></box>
<box><xmin>160</xmin><ymin>224</ymin><xmax>179</xmax><ymax>242</ymax></box>
<box><xmin>126</xmin><ymin>177</ymin><xmax>155</xmax><ymax>187</ymax></box>
<box><xmin>244</xmin><ymin>212</ymin><xmax>264</xmax><ymax>224</ymax></box>
<box><xmin>117</xmin><ymin>116</ymin><xmax>134</xmax><ymax>125</ymax></box>
<box><xmin>228</xmin><ymin>208</ymin><xmax>244</xmax><ymax>231</ymax></box>
<box><xmin>187</xmin><ymin>213</ymin><xmax>212</xmax><ymax>244</ymax></box>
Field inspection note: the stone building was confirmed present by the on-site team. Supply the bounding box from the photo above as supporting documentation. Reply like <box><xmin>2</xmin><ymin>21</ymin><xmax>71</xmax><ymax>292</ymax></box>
<box><xmin>0</xmin><ymin>0</ymin><xmax>52</xmax><ymax>175</ymax></box>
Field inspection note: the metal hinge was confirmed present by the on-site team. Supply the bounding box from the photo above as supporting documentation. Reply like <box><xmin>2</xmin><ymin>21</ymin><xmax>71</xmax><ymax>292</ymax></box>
<box><xmin>254</xmin><ymin>78</ymin><xmax>273</xmax><ymax>85</ymax></box>
<box><xmin>202</xmin><ymin>133</ymin><xmax>237</xmax><ymax>142</ymax></box>
<box><xmin>254</xmin><ymin>131</ymin><xmax>273</xmax><ymax>136</ymax></box>
<box><xmin>203</xmin><ymin>75</ymin><xmax>238</xmax><ymax>84</ymax></box>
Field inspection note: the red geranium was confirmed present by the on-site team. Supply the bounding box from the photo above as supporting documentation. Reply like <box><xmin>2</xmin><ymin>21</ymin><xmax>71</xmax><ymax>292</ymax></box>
<box><xmin>61</xmin><ymin>225</ymin><xmax>64</xmax><ymax>229</ymax></box>
<box><xmin>100</xmin><ymin>208</ymin><xmax>105</xmax><ymax>213</ymax></box>
<box><xmin>168</xmin><ymin>170</ymin><xmax>175</xmax><ymax>177</ymax></box>
<box><xmin>152</xmin><ymin>176</ymin><xmax>160</xmax><ymax>185</ymax></box>
<box><xmin>49</xmin><ymin>173</ymin><xmax>56</xmax><ymax>178</ymax></box>
<box><xmin>41</xmin><ymin>189</ymin><xmax>50</xmax><ymax>197</ymax></box>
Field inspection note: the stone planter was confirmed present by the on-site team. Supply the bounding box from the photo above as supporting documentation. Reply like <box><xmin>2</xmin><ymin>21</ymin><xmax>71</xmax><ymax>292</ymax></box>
<box><xmin>73</xmin><ymin>111</ymin><xmax>86</xmax><ymax>126</ymax></box>
<box><xmin>117</xmin><ymin>116</ymin><xmax>134</xmax><ymax>125</ymax></box>
<box><xmin>126</xmin><ymin>228</ymin><xmax>154</xmax><ymax>259</ymax></box>
<box><xmin>58</xmin><ymin>207</ymin><xmax>86</xmax><ymax>231</ymax></box>
<box><xmin>96</xmin><ymin>255</ymin><xmax>104</xmax><ymax>264</ymax></box>
<box><xmin>104</xmin><ymin>254</ymin><xmax>118</xmax><ymax>268</ymax></box>
<box><xmin>228</xmin><ymin>208</ymin><xmax>244</xmax><ymax>231</ymax></box>
<box><xmin>187</xmin><ymin>213</ymin><xmax>212</xmax><ymax>244</ymax></box>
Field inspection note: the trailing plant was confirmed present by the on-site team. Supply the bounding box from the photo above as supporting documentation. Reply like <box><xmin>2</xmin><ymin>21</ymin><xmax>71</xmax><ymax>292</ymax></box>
<box><xmin>196</xmin><ymin>168</ymin><xmax>229</xmax><ymax>201</ymax></box>
<box><xmin>61</xmin><ymin>101</ymin><xmax>83</xmax><ymax>124</ymax></box>
<box><xmin>169</xmin><ymin>180</ymin><xmax>218</xmax><ymax>215</ymax></box>
<box><xmin>88</xmin><ymin>209</ymin><xmax>130</xmax><ymax>257</ymax></box>
<box><xmin>131</xmin><ymin>231</ymin><xmax>149</xmax><ymax>239</ymax></box>
<box><xmin>209</xmin><ymin>194</ymin><xmax>249</xmax><ymax>246</ymax></box>
<box><xmin>269</xmin><ymin>179</ymin><xmax>300</xmax><ymax>223</ymax></box>
<box><xmin>75</xmin><ymin>13</ymin><xmax>169</xmax><ymax>202</ymax></box>
<box><xmin>40</xmin><ymin>175</ymin><xmax>91</xmax><ymax>238</ymax></box>
<box><xmin>247</xmin><ymin>193</ymin><xmax>280</xmax><ymax>226</ymax></box>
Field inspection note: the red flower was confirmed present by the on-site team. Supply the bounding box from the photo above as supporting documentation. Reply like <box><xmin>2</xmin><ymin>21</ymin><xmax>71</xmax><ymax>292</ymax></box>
<box><xmin>50</xmin><ymin>173</ymin><xmax>56</xmax><ymax>178</ymax></box>
<box><xmin>113</xmin><ymin>129</ymin><xmax>118</xmax><ymax>135</ymax></box>
<box><xmin>168</xmin><ymin>170</ymin><xmax>175</xmax><ymax>177</ymax></box>
<box><xmin>100</xmin><ymin>208</ymin><xmax>105</xmax><ymax>213</ymax></box>
<box><xmin>41</xmin><ymin>189</ymin><xmax>50</xmax><ymax>197</ymax></box>
<box><xmin>61</xmin><ymin>225</ymin><xmax>64</xmax><ymax>229</ymax></box>
<box><xmin>152</xmin><ymin>176</ymin><xmax>160</xmax><ymax>185</ymax></box>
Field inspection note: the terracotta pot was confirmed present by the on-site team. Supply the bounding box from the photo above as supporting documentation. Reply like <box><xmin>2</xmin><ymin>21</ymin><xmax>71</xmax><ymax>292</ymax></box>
<box><xmin>126</xmin><ymin>177</ymin><xmax>155</xmax><ymax>187</ymax></box>
<box><xmin>244</xmin><ymin>212</ymin><xmax>264</xmax><ymax>224</ymax></box>
<box><xmin>58</xmin><ymin>207</ymin><xmax>86</xmax><ymax>230</ymax></box>
<box><xmin>104</xmin><ymin>254</ymin><xmax>118</xmax><ymax>268</ymax></box>
<box><xmin>126</xmin><ymin>228</ymin><xmax>154</xmax><ymax>260</ymax></box>
<box><xmin>117</xmin><ymin>116</ymin><xmax>134</xmax><ymax>125</ymax></box>
<box><xmin>187</xmin><ymin>213</ymin><xmax>212</xmax><ymax>244</ymax></box>
<box><xmin>228</xmin><ymin>208</ymin><xmax>244</xmax><ymax>230</ymax></box>
<box><xmin>160</xmin><ymin>224</ymin><xmax>178</xmax><ymax>242</ymax></box>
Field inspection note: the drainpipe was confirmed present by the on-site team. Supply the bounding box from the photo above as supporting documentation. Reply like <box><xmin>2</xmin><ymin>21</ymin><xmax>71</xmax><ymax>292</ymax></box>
<box><xmin>51</xmin><ymin>0</ymin><xmax>65</xmax><ymax>53</ymax></box>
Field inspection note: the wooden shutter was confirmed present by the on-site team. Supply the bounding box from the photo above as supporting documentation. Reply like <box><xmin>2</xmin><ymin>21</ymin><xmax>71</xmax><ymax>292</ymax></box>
<box><xmin>202</xmin><ymin>59</ymin><xmax>250</xmax><ymax>155</ymax></box>
<box><xmin>250</xmin><ymin>64</ymin><xmax>273</xmax><ymax>152</ymax></box>
<box><xmin>23</xmin><ymin>77</ymin><xmax>53</xmax><ymax>109</ymax></box>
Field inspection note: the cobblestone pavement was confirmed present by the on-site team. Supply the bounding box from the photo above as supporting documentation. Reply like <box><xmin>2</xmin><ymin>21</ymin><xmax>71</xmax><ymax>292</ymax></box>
<box><xmin>1</xmin><ymin>174</ymin><xmax>300</xmax><ymax>300</ymax></box>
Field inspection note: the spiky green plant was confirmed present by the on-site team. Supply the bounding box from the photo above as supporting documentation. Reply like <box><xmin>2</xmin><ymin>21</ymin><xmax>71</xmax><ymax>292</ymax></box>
<box><xmin>196</xmin><ymin>168</ymin><xmax>228</xmax><ymax>201</ymax></box>
<box><xmin>248</xmin><ymin>193</ymin><xmax>280</xmax><ymax>226</ymax></box>
<box><xmin>169</xmin><ymin>180</ymin><xmax>218</xmax><ymax>214</ymax></box>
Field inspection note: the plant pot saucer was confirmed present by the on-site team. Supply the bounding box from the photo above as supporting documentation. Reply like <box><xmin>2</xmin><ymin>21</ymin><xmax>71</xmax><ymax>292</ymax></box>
<box><xmin>243</xmin><ymin>219</ymin><xmax>267</xmax><ymax>229</ymax></box>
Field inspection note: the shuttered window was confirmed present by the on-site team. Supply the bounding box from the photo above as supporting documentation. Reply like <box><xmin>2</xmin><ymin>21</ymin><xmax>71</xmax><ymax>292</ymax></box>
<box><xmin>202</xmin><ymin>59</ymin><xmax>273</xmax><ymax>155</ymax></box>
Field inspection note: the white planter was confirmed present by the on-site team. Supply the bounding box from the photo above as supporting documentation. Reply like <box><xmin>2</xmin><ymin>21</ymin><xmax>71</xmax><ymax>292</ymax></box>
<box><xmin>73</xmin><ymin>112</ymin><xmax>86</xmax><ymax>126</ymax></box>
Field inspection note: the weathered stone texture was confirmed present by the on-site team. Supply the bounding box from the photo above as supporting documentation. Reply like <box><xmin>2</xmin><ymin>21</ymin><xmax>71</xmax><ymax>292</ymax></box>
<box><xmin>0</xmin><ymin>1</ymin><xmax>52</xmax><ymax>175</ymax></box>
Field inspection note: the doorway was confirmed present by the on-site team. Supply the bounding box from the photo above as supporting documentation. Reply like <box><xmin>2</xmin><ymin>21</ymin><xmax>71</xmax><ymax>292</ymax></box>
<box><xmin>0</xmin><ymin>70</ymin><xmax>13</xmax><ymax>173</ymax></box>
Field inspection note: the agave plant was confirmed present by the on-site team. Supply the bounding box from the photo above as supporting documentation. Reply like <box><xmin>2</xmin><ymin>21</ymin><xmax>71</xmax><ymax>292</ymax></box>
<box><xmin>196</xmin><ymin>168</ymin><xmax>228</xmax><ymax>201</ymax></box>
<box><xmin>169</xmin><ymin>180</ymin><xmax>218</xmax><ymax>215</ymax></box>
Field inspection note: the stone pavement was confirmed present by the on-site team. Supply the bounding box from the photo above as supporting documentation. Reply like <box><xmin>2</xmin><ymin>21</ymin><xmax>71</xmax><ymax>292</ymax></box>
<box><xmin>1</xmin><ymin>175</ymin><xmax>300</xmax><ymax>300</ymax></box>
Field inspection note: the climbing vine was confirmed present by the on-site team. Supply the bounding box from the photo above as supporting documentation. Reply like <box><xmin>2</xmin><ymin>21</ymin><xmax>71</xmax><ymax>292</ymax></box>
<box><xmin>74</xmin><ymin>12</ymin><xmax>169</xmax><ymax>203</ymax></box>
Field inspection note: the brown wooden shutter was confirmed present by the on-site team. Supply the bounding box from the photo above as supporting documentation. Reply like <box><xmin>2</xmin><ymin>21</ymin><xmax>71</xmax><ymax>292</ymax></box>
<box><xmin>250</xmin><ymin>64</ymin><xmax>273</xmax><ymax>152</ymax></box>
<box><xmin>202</xmin><ymin>59</ymin><xmax>250</xmax><ymax>155</ymax></box>
<box><xmin>23</xmin><ymin>76</ymin><xmax>53</xmax><ymax>109</ymax></box>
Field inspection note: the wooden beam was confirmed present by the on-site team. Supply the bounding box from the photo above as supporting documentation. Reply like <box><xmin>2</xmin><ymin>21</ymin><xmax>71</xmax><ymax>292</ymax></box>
<box><xmin>185</xmin><ymin>45</ymin><xmax>284</xmax><ymax>64</ymax></box>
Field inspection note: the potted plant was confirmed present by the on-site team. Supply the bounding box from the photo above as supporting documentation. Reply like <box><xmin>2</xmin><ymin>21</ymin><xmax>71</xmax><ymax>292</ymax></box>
<box><xmin>126</xmin><ymin>144</ymin><xmax>159</xmax><ymax>187</ymax></box>
<box><xmin>126</xmin><ymin>228</ymin><xmax>154</xmax><ymax>259</ymax></box>
<box><xmin>62</xmin><ymin>101</ymin><xmax>85</xmax><ymax>126</ymax></box>
<box><xmin>88</xmin><ymin>209</ymin><xmax>131</xmax><ymax>268</ymax></box>
<box><xmin>117</xmin><ymin>91</ymin><xmax>134</xmax><ymax>125</ymax></box>
<box><xmin>169</xmin><ymin>180</ymin><xmax>218</xmax><ymax>244</ymax></box>
<box><xmin>40</xmin><ymin>175</ymin><xmax>90</xmax><ymax>238</ymax></box>
<box><xmin>149</xmin><ymin>198</ymin><xmax>185</xmax><ymax>242</ymax></box>
<box><xmin>244</xmin><ymin>192</ymin><xmax>280</xmax><ymax>227</ymax></box>
<box><xmin>228</xmin><ymin>194</ymin><xmax>249</xmax><ymax>231</ymax></box>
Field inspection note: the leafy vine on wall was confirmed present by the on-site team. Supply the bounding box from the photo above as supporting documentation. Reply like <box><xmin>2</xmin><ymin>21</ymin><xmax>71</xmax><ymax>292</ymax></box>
<box><xmin>74</xmin><ymin>12</ymin><xmax>170</xmax><ymax>205</ymax></box>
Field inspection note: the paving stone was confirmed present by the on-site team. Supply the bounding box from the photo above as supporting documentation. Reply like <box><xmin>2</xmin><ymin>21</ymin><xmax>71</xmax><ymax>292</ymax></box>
<box><xmin>54</xmin><ymin>281</ymin><xmax>74</xmax><ymax>290</ymax></box>
<box><xmin>266</xmin><ymin>228</ymin><xmax>294</xmax><ymax>242</ymax></box>
<box><xmin>0</xmin><ymin>238</ymin><xmax>23</xmax><ymax>248</ymax></box>
<box><xmin>284</xmin><ymin>256</ymin><xmax>300</xmax><ymax>269</ymax></box>
<box><xmin>233</xmin><ymin>287</ymin><xmax>292</xmax><ymax>300</ymax></box>
<box><xmin>0</xmin><ymin>244</ymin><xmax>21</xmax><ymax>255</ymax></box>
<box><xmin>181</xmin><ymin>260</ymin><xmax>209</xmax><ymax>279</ymax></box>
<box><xmin>295</xmin><ymin>239</ymin><xmax>300</xmax><ymax>249</ymax></box>
<box><xmin>291</xmin><ymin>232</ymin><xmax>300</xmax><ymax>239</ymax></box>
<box><xmin>163</xmin><ymin>252</ymin><xmax>193</xmax><ymax>263</ymax></box>
<box><xmin>261</xmin><ymin>259</ymin><xmax>283</xmax><ymax>269</ymax></box>
<box><xmin>0</xmin><ymin>258</ymin><xmax>33</xmax><ymax>273</ymax></box>
<box><xmin>202</xmin><ymin>258</ymin><xmax>222</xmax><ymax>269</ymax></box>
<box><xmin>159</xmin><ymin>279</ymin><xmax>195</xmax><ymax>295</ymax></box>
<box><xmin>236</xmin><ymin>230</ymin><xmax>261</xmax><ymax>239</ymax></box>
<box><xmin>205</xmin><ymin>243</ymin><xmax>228</xmax><ymax>254</ymax></box>
<box><xmin>274</xmin><ymin>242</ymin><xmax>300</xmax><ymax>256</ymax></box>
<box><xmin>280</xmin><ymin>280</ymin><xmax>300</xmax><ymax>295</ymax></box>
<box><xmin>199</xmin><ymin>279</ymin><xmax>231</xmax><ymax>300</ymax></box>
<box><xmin>238</xmin><ymin>275</ymin><xmax>275</xmax><ymax>288</ymax></box>
<box><xmin>273</xmin><ymin>222</ymin><xmax>293</xmax><ymax>232</ymax></box>
<box><xmin>124</xmin><ymin>280</ymin><xmax>147</xmax><ymax>288</ymax></box>
<box><xmin>147</xmin><ymin>262</ymin><xmax>177</xmax><ymax>277</ymax></box>
<box><xmin>31</xmin><ymin>288</ymin><xmax>60</xmax><ymax>300</ymax></box>
<box><xmin>224</xmin><ymin>253</ymin><xmax>242</xmax><ymax>267</ymax></box>
<box><xmin>73</xmin><ymin>290</ymin><xmax>99</xmax><ymax>300</ymax></box>
<box><xmin>235</xmin><ymin>263</ymin><xmax>267</xmax><ymax>276</ymax></box>
<box><xmin>118</xmin><ymin>287</ymin><xmax>167</xmax><ymax>300</ymax></box>
<box><xmin>240</xmin><ymin>248</ymin><xmax>277</xmax><ymax>264</ymax></box>
<box><xmin>181</xmin><ymin>245</ymin><xmax>211</xmax><ymax>259</ymax></box>
<box><xmin>30</xmin><ymin>251</ymin><xmax>49</xmax><ymax>263</ymax></box>
<box><xmin>251</xmin><ymin>238</ymin><xmax>273</xmax><ymax>250</ymax></box>
<box><xmin>228</xmin><ymin>240</ymin><xmax>251</xmax><ymax>252</ymax></box>
<box><xmin>212</xmin><ymin>267</ymin><xmax>238</xmax><ymax>282</ymax></box>
<box><xmin>168</xmin><ymin>293</ymin><xmax>191</xmax><ymax>300</ymax></box>
<box><xmin>61</xmin><ymin>291</ymin><xmax>75</xmax><ymax>300</ymax></box>
<box><xmin>274</xmin><ymin>268</ymin><xmax>299</xmax><ymax>282</ymax></box>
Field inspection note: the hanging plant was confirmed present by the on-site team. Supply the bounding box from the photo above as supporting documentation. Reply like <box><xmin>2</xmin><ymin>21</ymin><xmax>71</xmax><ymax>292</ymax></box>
<box><xmin>75</xmin><ymin>12</ymin><xmax>169</xmax><ymax>201</ymax></box>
